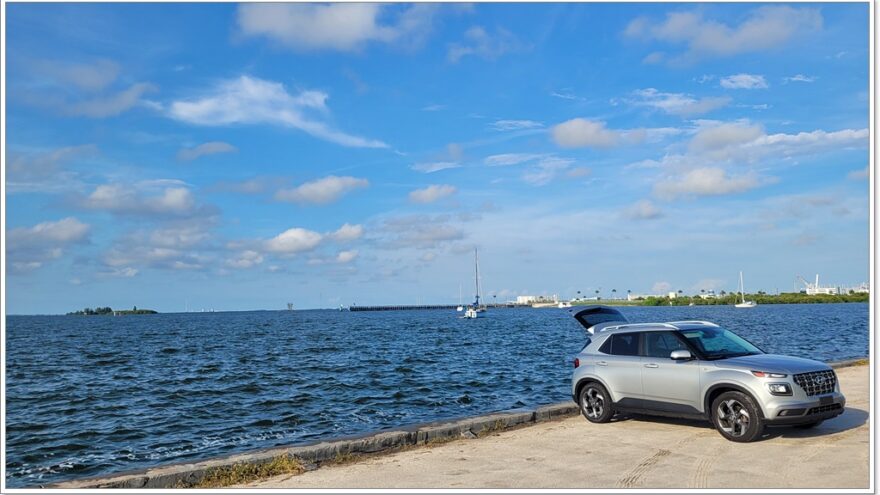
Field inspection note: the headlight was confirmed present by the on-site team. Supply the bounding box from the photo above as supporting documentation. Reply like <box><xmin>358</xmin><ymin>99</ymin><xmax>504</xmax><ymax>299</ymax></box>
<box><xmin>767</xmin><ymin>383</ymin><xmax>792</xmax><ymax>396</ymax></box>
<box><xmin>752</xmin><ymin>371</ymin><xmax>788</xmax><ymax>378</ymax></box>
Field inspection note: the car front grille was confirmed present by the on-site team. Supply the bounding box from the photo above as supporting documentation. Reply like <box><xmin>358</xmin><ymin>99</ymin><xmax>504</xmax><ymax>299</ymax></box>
<box><xmin>807</xmin><ymin>403</ymin><xmax>842</xmax><ymax>415</ymax></box>
<box><xmin>793</xmin><ymin>370</ymin><xmax>837</xmax><ymax>396</ymax></box>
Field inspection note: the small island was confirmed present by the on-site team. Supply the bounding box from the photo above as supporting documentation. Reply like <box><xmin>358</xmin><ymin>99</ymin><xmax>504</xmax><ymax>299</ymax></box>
<box><xmin>67</xmin><ymin>306</ymin><xmax>157</xmax><ymax>315</ymax></box>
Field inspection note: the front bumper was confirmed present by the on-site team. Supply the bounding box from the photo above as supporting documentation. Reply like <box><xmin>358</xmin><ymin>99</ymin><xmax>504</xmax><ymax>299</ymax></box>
<box><xmin>763</xmin><ymin>393</ymin><xmax>846</xmax><ymax>426</ymax></box>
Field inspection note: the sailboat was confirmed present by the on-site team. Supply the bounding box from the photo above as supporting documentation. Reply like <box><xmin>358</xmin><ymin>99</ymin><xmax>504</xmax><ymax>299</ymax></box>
<box><xmin>462</xmin><ymin>248</ymin><xmax>485</xmax><ymax>319</ymax></box>
<box><xmin>735</xmin><ymin>271</ymin><xmax>757</xmax><ymax>308</ymax></box>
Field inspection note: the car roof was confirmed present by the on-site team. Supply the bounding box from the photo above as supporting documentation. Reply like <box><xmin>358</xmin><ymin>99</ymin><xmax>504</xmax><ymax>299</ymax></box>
<box><xmin>594</xmin><ymin>320</ymin><xmax>720</xmax><ymax>335</ymax></box>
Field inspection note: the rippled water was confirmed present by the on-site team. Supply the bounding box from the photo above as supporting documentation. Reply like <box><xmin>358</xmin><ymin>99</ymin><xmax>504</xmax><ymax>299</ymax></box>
<box><xmin>5</xmin><ymin>303</ymin><xmax>868</xmax><ymax>486</ymax></box>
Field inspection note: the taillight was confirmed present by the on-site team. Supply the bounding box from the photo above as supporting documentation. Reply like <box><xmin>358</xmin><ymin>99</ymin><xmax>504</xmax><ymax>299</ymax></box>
<box><xmin>574</xmin><ymin>358</ymin><xmax>580</xmax><ymax>368</ymax></box>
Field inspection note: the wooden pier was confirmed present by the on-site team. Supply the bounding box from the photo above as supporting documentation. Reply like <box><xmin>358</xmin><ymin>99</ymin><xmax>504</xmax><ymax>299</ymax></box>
<box><xmin>348</xmin><ymin>304</ymin><xmax>520</xmax><ymax>312</ymax></box>
<box><xmin>349</xmin><ymin>305</ymin><xmax>459</xmax><ymax>312</ymax></box>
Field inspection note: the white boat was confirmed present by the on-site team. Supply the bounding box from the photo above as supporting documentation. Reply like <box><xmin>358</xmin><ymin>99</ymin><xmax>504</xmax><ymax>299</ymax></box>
<box><xmin>463</xmin><ymin>248</ymin><xmax>485</xmax><ymax>318</ymax></box>
<box><xmin>558</xmin><ymin>301</ymin><xmax>572</xmax><ymax>308</ymax></box>
<box><xmin>735</xmin><ymin>271</ymin><xmax>757</xmax><ymax>308</ymax></box>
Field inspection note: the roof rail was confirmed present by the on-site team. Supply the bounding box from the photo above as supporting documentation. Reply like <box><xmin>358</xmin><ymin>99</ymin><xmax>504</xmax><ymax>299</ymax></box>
<box><xmin>602</xmin><ymin>322</ymin><xmax>679</xmax><ymax>332</ymax></box>
<box><xmin>668</xmin><ymin>320</ymin><xmax>720</xmax><ymax>327</ymax></box>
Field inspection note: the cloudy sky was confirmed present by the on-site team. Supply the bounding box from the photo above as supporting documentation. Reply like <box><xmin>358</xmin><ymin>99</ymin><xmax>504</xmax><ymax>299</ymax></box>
<box><xmin>5</xmin><ymin>3</ymin><xmax>870</xmax><ymax>314</ymax></box>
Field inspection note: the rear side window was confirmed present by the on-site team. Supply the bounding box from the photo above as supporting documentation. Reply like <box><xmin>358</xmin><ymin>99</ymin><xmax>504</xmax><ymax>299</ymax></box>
<box><xmin>600</xmin><ymin>333</ymin><xmax>640</xmax><ymax>356</ymax></box>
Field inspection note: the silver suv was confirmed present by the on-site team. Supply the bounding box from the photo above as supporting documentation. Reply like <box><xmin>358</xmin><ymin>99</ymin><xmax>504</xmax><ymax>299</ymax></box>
<box><xmin>570</xmin><ymin>306</ymin><xmax>846</xmax><ymax>442</ymax></box>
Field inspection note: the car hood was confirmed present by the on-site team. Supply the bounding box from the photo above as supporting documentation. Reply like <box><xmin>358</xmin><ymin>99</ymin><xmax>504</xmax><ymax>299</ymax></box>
<box><xmin>713</xmin><ymin>354</ymin><xmax>830</xmax><ymax>374</ymax></box>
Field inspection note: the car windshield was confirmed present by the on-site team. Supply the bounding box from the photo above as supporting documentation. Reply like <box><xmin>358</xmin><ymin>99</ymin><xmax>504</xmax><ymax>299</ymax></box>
<box><xmin>678</xmin><ymin>327</ymin><xmax>762</xmax><ymax>360</ymax></box>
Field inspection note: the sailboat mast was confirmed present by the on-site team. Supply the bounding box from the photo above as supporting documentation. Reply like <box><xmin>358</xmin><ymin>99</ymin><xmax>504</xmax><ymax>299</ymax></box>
<box><xmin>474</xmin><ymin>248</ymin><xmax>481</xmax><ymax>306</ymax></box>
<box><xmin>739</xmin><ymin>271</ymin><xmax>745</xmax><ymax>303</ymax></box>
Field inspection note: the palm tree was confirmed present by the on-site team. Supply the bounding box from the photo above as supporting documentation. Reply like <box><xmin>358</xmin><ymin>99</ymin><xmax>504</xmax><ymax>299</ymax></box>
<box><xmin>611</xmin><ymin>288</ymin><xmax>617</xmax><ymax>300</ymax></box>
<box><xmin>576</xmin><ymin>290</ymin><xmax>581</xmax><ymax>301</ymax></box>
<box><xmin>595</xmin><ymin>289</ymin><xmax>600</xmax><ymax>300</ymax></box>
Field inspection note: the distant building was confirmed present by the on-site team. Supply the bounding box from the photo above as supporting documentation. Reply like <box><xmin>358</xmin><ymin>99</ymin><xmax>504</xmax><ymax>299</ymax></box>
<box><xmin>668</xmin><ymin>291</ymin><xmax>678</xmax><ymax>299</ymax></box>
<box><xmin>627</xmin><ymin>293</ymin><xmax>663</xmax><ymax>301</ymax></box>
<box><xmin>516</xmin><ymin>295</ymin><xmax>559</xmax><ymax>305</ymax></box>
<box><xmin>800</xmin><ymin>274</ymin><xmax>840</xmax><ymax>295</ymax></box>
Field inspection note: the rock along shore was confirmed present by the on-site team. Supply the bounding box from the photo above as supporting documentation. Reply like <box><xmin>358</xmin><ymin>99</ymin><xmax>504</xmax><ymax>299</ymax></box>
<box><xmin>47</xmin><ymin>357</ymin><xmax>868</xmax><ymax>489</ymax></box>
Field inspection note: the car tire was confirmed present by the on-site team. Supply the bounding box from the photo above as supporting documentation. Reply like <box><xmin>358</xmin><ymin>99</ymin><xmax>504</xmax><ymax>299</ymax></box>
<box><xmin>711</xmin><ymin>391</ymin><xmax>764</xmax><ymax>442</ymax></box>
<box><xmin>794</xmin><ymin>420</ymin><xmax>823</xmax><ymax>429</ymax></box>
<box><xmin>579</xmin><ymin>382</ymin><xmax>614</xmax><ymax>423</ymax></box>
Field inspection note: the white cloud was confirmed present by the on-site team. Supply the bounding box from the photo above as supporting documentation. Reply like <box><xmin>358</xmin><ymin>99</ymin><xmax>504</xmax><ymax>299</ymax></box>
<box><xmin>80</xmin><ymin>182</ymin><xmax>208</xmax><ymax>217</ymax></box>
<box><xmin>226</xmin><ymin>250</ymin><xmax>264</xmax><ymax>269</ymax></box>
<box><xmin>720</xmin><ymin>73</ymin><xmax>768</xmax><ymax>89</ymax></box>
<box><xmin>652</xmin><ymin>281</ymin><xmax>672</xmax><ymax>293</ymax></box>
<box><xmin>484</xmin><ymin>153</ymin><xmax>546</xmax><ymax>167</ymax></box>
<box><xmin>275</xmin><ymin>175</ymin><xmax>369</xmax><ymax>205</ymax></box>
<box><xmin>550</xmin><ymin>90</ymin><xmax>585</xmax><ymax>101</ymax></box>
<box><xmin>265</xmin><ymin>227</ymin><xmax>323</xmax><ymax>254</ymax></box>
<box><xmin>447</xmin><ymin>26</ymin><xmax>523</xmax><ymax>62</ymax></box>
<box><xmin>65</xmin><ymin>83</ymin><xmax>157</xmax><ymax>118</ymax></box>
<box><xmin>689</xmin><ymin>122</ymin><xmax>765</xmax><ymax>153</ymax></box>
<box><xmin>411</xmin><ymin>161</ymin><xmax>461</xmax><ymax>173</ymax></box>
<box><xmin>31</xmin><ymin>59</ymin><xmax>121</xmax><ymax>92</ymax></box>
<box><xmin>168</xmin><ymin>76</ymin><xmax>387</xmax><ymax>148</ymax></box>
<box><xmin>490</xmin><ymin>119</ymin><xmax>543</xmax><ymax>131</ymax></box>
<box><xmin>409</xmin><ymin>184</ymin><xmax>457</xmax><ymax>204</ymax></box>
<box><xmin>783</xmin><ymin>74</ymin><xmax>816</xmax><ymax>83</ymax></box>
<box><xmin>624</xmin><ymin>6</ymin><xmax>822</xmax><ymax>60</ymax></box>
<box><xmin>336</xmin><ymin>250</ymin><xmax>359</xmax><ymax>264</ymax></box>
<box><xmin>624</xmin><ymin>200</ymin><xmax>663</xmax><ymax>220</ymax></box>
<box><xmin>330</xmin><ymin>223</ymin><xmax>364</xmax><ymax>242</ymax></box>
<box><xmin>654</xmin><ymin>167</ymin><xmax>765</xmax><ymax>199</ymax></box>
<box><xmin>552</xmin><ymin>118</ymin><xmax>619</xmax><ymax>148</ymax></box>
<box><xmin>237</xmin><ymin>3</ymin><xmax>437</xmax><ymax>52</ymax></box>
<box><xmin>628</xmin><ymin>88</ymin><xmax>730</xmax><ymax>116</ymax></box>
<box><xmin>847</xmin><ymin>167</ymin><xmax>869</xmax><ymax>181</ymax></box>
<box><xmin>522</xmin><ymin>157</ymin><xmax>576</xmax><ymax>186</ymax></box>
<box><xmin>7</xmin><ymin>217</ymin><xmax>91</xmax><ymax>272</ymax></box>
<box><xmin>422</xmin><ymin>104</ymin><xmax>445</xmax><ymax>111</ymax></box>
<box><xmin>177</xmin><ymin>141</ymin><xmax>237</xmax><ymax>161</ymax></box>
<box><xmin>380</xmin><ymin>214</ymin><xmax>466</xmax><ymax>249</ymax></box>
<box><xmin>7</xmin><ymin>144</ymin><xmax>98</xmax><ymax>193</ymax></box>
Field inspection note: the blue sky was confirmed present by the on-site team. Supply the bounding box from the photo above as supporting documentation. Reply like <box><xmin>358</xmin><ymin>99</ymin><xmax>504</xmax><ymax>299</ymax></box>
<box><xmin>4</xmin><ymin>2</ymin><xmax>870</xmax><ymax>314</ymax></box>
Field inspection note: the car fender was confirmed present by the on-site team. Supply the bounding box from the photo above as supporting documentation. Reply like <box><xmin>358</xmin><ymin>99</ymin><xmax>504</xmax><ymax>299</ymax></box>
<box><xmin>702</xmin><ymin>378</ymin><xmax>766</xmax><ymax>418</ymax></box>
<box><xmin>572</xmin><ymin>372</ymin><xmax>617</xmax><ymax>404</ymax></box>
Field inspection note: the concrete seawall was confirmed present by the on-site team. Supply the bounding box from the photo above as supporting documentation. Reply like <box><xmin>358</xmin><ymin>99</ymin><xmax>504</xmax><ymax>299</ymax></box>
<box><xmin>47</xmin><ymin>358</ymin><xmax>868</xmax><ymax>489</ymax></box>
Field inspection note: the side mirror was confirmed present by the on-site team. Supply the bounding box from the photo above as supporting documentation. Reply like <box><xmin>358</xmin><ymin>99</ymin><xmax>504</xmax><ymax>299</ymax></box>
<box><xmin>670</xmin><ymin>349</ymin><xmax>693</xmax><ymax>361</ymax></box>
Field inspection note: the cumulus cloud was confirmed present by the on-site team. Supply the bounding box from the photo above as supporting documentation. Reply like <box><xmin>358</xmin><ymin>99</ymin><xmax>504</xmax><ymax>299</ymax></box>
<box><xmin>335</xmin><ymin>250</ymin><xmax>359</xmax><ymax>264</ymax></box>
<box><xmin>329</xmin><ymin>223</ymin><xmax>364</xmax><ymax>242</ymax></box>
<box><xmin>654</xmin><ymin>167</ymin><xmax>765</xmax><ymax>199</ymax></box>
<box><xmin>447</xmin><ymin>26</ymin><xmax>523</xmax><ymax>62</ymax></box>
<box><xmin>80</xmin><ymin>183</ymin><xmax>202</xmax><ymax>216</ymax></box>
<box><xmin>380</xmin><ymin>214</ymin><xmax>466</xmax><ymax>249</ymax></box>
<box><xmin>7</xmin><ymin>217</ymin><xmax>91</xmax><ymax>273</ymax></box>
<box><xmin>689</xmin><ymin>122</ymin><xmax>765</xmax><ymax>153</ymax></box>
<box><xmin>226</xmin><ymin>250</ymin><xmax>264</xmax><ymax>269</ymax></box>
<box><xmin>627</xmin><ymin>88</ymin><xmax>730</xmax><ymax>116</ymax></box>
<box><xmin>264</xmin><ymin>227</ymin><xmax>323</xmax><ymax>254</ymax></box>
<box><xmin>177</xmin><ymin>141</ymin><xmax>237</xmax><ymax>161</ymax></box>
<box><xmin>624</xmin><ymin>200</ymin><xmax>664</xmax><ymax>220</ymax></box>
<box><xmin>489</xmin><ymin>119</ymin><xmax>543</xmax><ymax>131</ymax></box>
<box><xmin>624</xmin><ymin>6</ymin><xmax>822</xmax><ymax>61</ymax></box>
<box><xmin>236</xmin><ymin>3</ymin><xmax>437</xmax><ymax>52</ymax></box>
<box><xmin>720</xmin><ymin>73</ymin><xmax>768</xmax><ymax>89</ymax></box>
<box><xmin>409</xmin><ymin>184</ymin><xmax>457</xmax><ymax>203</ymax></box>
<box><xmin>275</xmin><ymin>175</ymin><xmax>369</xmax><ymax>205</ymax></box>
<box><xmin>168</xmin><ymin>76</ymin><xmax>387</xmax><ymax>148</ymax></box>
<box><xmin>102</xmin><ymin>222</ymin><xmax>216</xmax><ymax>273</ymax></box>
<box><xmin>552</xmin><ymin>118</ymin><xmax>619</xmax><ymax>148</ymax></box>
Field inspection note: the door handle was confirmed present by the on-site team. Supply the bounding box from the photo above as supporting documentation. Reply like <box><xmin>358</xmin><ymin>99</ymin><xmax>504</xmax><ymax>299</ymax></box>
<box><xmin>596</xmin><ymin>361</ymin><xmax>608</xmax><ymax>366</ymax></box>
<box><xmin>644</xmin><ymin>363</ymin><xmax>659</xmax><ymax>368</ymax></box>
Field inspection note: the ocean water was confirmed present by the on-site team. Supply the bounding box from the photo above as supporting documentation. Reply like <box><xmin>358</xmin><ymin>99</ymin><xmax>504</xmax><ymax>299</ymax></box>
<box><xmin>5</xmin><ymin>303</ymin><xmax>869</xmax><ymax>487</ymax></box>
